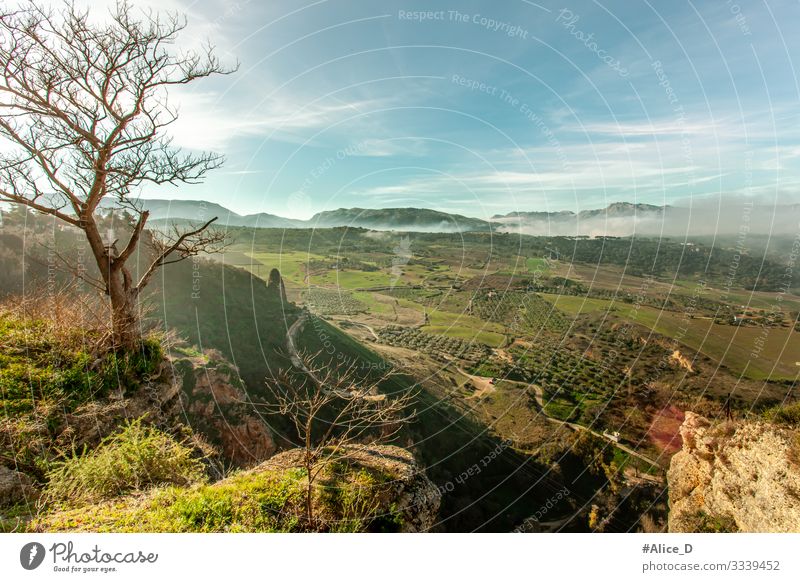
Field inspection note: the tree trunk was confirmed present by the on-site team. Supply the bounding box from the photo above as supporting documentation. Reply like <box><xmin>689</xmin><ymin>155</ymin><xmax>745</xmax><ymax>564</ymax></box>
<box><xmin>305</xmin><ymin>424</ymin><xmax>315</xmax><ymax>529</ymax></box>
<box><xmin>108</xmin><ymin>275</ymin><xmax>140</xmax><ymax>351</ymax></box>
<box><xmin>83</xmin><ymin>217</ymin><xmax>141</xmax><ymax>351</ymax></box>
<box><xmin>306</xmin><ymin>464</ymin><xmax>314</xmax><ymax>530</ymax></box>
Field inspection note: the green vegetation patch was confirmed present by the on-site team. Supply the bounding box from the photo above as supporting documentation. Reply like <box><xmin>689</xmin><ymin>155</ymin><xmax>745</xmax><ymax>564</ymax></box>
<box><xmin>302</xmin><ymin>288</ymin><xmax>368</xmax><ymax>316</ymax></box>
<box><xmin>377</xmin><ymin>325</ymin><xmax>492</xmax><ymax>359</ymax></box>
<box><xmin>45</xmin><ymin>420</ymin><xmax>206</xmax><ymax>505</ymax></box>
<box><xmin>34</xmin><ymin>455</ymin><xmax>406</xmax><ymax>533</ymax></box>
<box><xmin>0</xmin><ymin>311</ymin><xmax>162</xmax><ymax>415</ymax></box>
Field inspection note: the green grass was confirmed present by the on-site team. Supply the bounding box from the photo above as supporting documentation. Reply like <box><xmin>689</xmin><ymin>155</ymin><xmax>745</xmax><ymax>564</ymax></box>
<box><xmin>763</xmin><ymin>401</ymin><xmax>800</xmax><ymax>426</ymax></box>
<box><xmin>351</xmin><ymin>291</ymin><xmax>394</xmax><ymax>314</ymax></box>
<box><xmin>244</xmin><ymin>250</ymin><xmax>323</xmax><ymax>285</ymax></box>
<box><xmin>421</xmin><ymin>308</ymin><xmax>507</xmax><ymax>347</ymax></box>
<box><xmin>544</xmin><ymin>399</ymin><xmax>577</xmax><ymax>422</ymax></box>
<box><xmin>0</xmin><ymin>309</ymin><xmax>163</xmax><ymax>422</ymax></box>
<box><xmin>526</xmin><ymin>257</ymin><xmax>550</xmax><ymax>273</ymax></box>
<box><xmin>540</xmin><ymin>293</ymin><xmax>613</xmax><ymax>315</ymax></box>
<box><xmin>309</xmin><ymin>269</ymin><xmax>394</xmax><ymax>289</ymax></box>
<box><xmin>34</xmin><ymin>455</ymin><xmax>405</xmax><ymax>533</ymax></box>
<box><xmin>45</xmin><ymin>420</ymin><xmax>206</xmax><ymax>505</ymax></box>
<box><xmin>36</xmin><ymin>467</ymin><xmax>306</xmax><ymax>532</ymax></box>
<box><xmin>0</xmin><ymin>313</ymin><xmax>163</xmax><ymax>415</ymax></box>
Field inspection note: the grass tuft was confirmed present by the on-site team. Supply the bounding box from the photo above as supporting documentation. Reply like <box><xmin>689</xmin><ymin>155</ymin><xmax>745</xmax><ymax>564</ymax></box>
<box><xmin>45</xmin><ymin>419</ymin><xmax>206</xmax><ymax>505</ymax></box>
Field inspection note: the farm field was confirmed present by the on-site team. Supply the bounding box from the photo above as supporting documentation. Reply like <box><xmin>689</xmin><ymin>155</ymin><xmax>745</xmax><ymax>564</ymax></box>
<box><xmin>541</xmin><ymin>293</ymin><xmax>799</xmax><ymax>381</ymax></box>
<box><xmin>224</xmin><ymin>225</ymin><xmax>798</xmax><ymax>462</ymax></box>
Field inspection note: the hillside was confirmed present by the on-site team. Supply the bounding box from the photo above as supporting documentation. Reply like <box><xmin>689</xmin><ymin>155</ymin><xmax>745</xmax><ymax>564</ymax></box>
<box><xmin>100</xmin><ymin>198</ymin><xmax>305</xmax><ymax>228</ymax></box>
<box><xmin>0</xmin><ymin>298</ymin><xmax>438</xmax><ymax>532</ymax></box>
<box><xmin>90</xmin><ymin>198</ymin><xmax>800</xmax><ymax>239</ymax></box>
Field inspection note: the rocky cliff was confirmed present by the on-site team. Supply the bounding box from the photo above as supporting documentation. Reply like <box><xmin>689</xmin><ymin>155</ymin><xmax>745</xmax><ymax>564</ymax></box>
<box><xmin>170</xmin><ymin>351</ymin><xmax>276</xmax><ymax>467</ymax></box>
<box><xmin>55</xmin><ymin>349</ymin><xmax>276</xmax><ymax>469</ymax></box>
<box><xmin>258</xmin><ymin>445</ymin><xmax>441</xmax><ymax>532</ymax></box>
<box><xmin>0</xmin><ymin>345</ymin><xmax>277</xmax><ymax>514</ymax></box>
<box><xmin>668</xmin><ymin>412</ymin><xmax>800</xmax><ymax>532</ymax></box>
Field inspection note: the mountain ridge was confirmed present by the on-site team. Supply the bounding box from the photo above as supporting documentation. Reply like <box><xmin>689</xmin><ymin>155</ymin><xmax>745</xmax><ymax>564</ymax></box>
<box><xmin>103</xmin><ymin>198</ymin><xmax>800</xmax><ymax>236</ymax></box>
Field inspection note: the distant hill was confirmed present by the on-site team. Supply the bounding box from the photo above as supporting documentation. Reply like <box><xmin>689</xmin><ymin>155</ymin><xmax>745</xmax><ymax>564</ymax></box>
<box><xmin>98</xmin><ymin>198</ymin><xmax>800</xmax><ymax>237</ymax></box>
<box><xmin>309</xmin><ymin>207</ymin><xmax>492</xmax><ymax>232</ymax></box>
<box><xmin>493</xmin><ymin>202</ymin><xmax>666</xmax><ymax>221</ymax></box>
<box><xmin>493</xmin><ymin>201</ymin><xmax>800</xmax><ymax>237</ymax></box>
<box><xmin>100</xmin><ymin>199</ymin><xmax>305</xmax><ymax>228</ymax></box>
<box><xmin>101</xmin><ymin>199</ymin><xmax>494</xmax><ymax>232</ymax></box>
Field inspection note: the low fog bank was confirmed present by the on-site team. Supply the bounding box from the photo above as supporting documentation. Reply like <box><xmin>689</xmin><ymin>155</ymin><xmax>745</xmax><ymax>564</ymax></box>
<box><xmin>496</xmin><ymin>202</ymin><xmax>800</xmax><ymax>238</ymax></box>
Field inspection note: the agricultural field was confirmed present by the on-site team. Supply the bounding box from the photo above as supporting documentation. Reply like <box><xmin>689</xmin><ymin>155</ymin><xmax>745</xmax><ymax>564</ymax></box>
<box><xmin>541</xmin><ymin>293</ymin><xmax>800</xmax><ymax>381</ymax></box>
<box><xmin>225</xmin><ymin>226</ymin><xmax>799</xmax><ymax>460</ymax></box>
<box><xmin>302</xmin><ymin>288</ymin><xmax>368</xmax><ymax>316</ymax></box>
<box><xmin>376</xmin><ymin>325</ymin><xmax>491</xmax><ymax>361</ymax></box>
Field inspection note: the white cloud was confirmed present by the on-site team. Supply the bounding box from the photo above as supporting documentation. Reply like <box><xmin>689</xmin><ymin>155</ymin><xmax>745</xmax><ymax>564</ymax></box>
<box><xmin>168</xmin><ymin>89</ymin><xmax>386</xmax><ymax>151</ymax></box>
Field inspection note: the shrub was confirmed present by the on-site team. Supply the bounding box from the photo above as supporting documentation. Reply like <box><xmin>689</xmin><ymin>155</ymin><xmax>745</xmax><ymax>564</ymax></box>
<box><xmin>45</xmin><ymin>420</ymin><xmax>206</xmax><ymax>504</ymax></box>
<box><xmin>764</xmin><ymin>401</ymin><xmax>800</xmax><ymax>426</ymax></box>
<box><xmin>687</xmin><ymin>510</ymin><xmax>738</xmax><ymax>533</ymax></box>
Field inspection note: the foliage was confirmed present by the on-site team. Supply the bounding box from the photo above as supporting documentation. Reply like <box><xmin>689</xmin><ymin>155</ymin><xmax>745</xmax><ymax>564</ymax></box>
<box><xmin>686</xmin><ymin>511</ymin><xmax>739</xmax><ymax>533</ymax></box>
<box><xmin>377</xmin><ymin>325</ymin><xmax>491</xmax><ymax>360</ymax></box>
<box><xmin>303</xmin><ymin>288</ymin><xmax>367</xmax><ymax>315</ymax></box>
<box><xmin>45</xmin><ymin>420</ymin><xmax>206</xmax><ymax>504</ymax></box>
<box><xmin>0</xmin><ymin>308</ymin><xmax>162</xmax><ymax>415</ymax></box>
<box><xmin>33</xmin><ymin>455</ymin><xmax>405</xmax><ymax>533</ymax></box>
<box><xmin>763</xmin><ymin>401</ymin><xmax>800</xmax><ymax>426</ymax></box>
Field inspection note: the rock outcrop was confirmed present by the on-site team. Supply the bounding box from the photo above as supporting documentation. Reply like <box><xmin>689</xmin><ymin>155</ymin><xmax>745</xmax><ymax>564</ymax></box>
<box><xmin>267</xmin><ymin>268</ymin><xmax>288</xmax><ymax>304</ymax></box>
<box><xmin>174</xmin><ymin>353</ymin><xmax>276</xmax><ymax>467</ymax></box>
<box><xmin>53</xmin><ymin>350</ymin><xmax>275</xmax><ymax>470</ymax></box>
<box><xmin>257</xmin><ymin>445</ymin><xmax>441</xmax><ymax>532</ymax></box>
<box><xmin>668</xmin><ymin>412</ymin><xmax>800</xmax><ymax>532</ymax></box>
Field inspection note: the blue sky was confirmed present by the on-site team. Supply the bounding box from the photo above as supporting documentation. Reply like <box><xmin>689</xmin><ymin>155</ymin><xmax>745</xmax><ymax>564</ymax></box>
<box><xmin>130</xmin><ymin>0</ymin><xmax>800</xmax><ymax>219</ymax></box>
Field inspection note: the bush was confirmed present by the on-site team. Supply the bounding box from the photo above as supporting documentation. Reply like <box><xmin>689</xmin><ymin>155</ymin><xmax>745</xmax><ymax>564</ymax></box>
<box><xmin>764</xmin><ymin>401</ymin><xmax>800</xmax><ymax>426</ymax></box>
<box><xmin>45</xmin><ymin>420</ymin><xmax>206</xmax><ymax>504</ymax></box>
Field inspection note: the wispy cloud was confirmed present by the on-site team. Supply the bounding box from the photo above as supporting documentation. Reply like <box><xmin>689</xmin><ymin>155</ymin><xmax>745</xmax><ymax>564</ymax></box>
<box><xmin>169</xmin><ymin>89</ymin><xmax>387</xmax><ymax>150</ymax></box>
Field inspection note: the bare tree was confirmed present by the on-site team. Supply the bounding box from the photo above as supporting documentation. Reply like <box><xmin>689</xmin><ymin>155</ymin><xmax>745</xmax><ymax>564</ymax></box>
<box><xmin>261</xmin><ymin>351</ymin><xmax>416</xmax><ymax>530</ymax></box>
<box><xmin>0</xmin><ymin>1</ymin><xmax>233</xmax><ymax>350</ymax></box>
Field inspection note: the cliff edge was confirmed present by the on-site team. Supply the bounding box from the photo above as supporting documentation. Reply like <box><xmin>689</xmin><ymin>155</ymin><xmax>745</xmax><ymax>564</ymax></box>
<box><xmin>668</xmin><ymin>411</ymin><xmax>800</xmax><ymax>532</ymax></box>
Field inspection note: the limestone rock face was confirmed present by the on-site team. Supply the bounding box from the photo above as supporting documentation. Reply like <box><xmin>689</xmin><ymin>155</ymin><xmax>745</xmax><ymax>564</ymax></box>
<box><xmin>57</xmin><ymin>351</ymin><xmax>276</xmax><ymax>470</ymax></box>
<box><xmin>668</xmin><ymin>412</ymin><xmax>800</xmax><ymax>532</ymax></box>
<box><xmin>258</xmin><ymin>445</ymin><xmax>441</xmax><ymax>532</ymax></box>
<box><xmin>267</xmin><ymin>268</ymin><xmax>288</xmax><ymax>303</ymax></box>
<box><xmin>174</xmin><ymin>353</ymin><xmax>277</xmax><ymax>467</ymax></box>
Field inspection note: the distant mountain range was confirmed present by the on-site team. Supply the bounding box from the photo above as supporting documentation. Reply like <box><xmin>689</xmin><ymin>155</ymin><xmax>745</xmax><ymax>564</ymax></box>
<box><xmin>105</xmin><ymin>198</ymin><xmax>800</xmax><ymax>236</ymax></box>
<box><xmin>101</xmin><ymin>198</ymin><xmax>306</xmax><ymax>228</ymax></box>
<box><xmin>106</xmin><ymin>199</ymin><xmax>494</xmax><ymax>232</ymax></box>
<box><xmin>492</xmin><ymin>202</ymin><xmax>666</xmax><ymax>221</ymax></box>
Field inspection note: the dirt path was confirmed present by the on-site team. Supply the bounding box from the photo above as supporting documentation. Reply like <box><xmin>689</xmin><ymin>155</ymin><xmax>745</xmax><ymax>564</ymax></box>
<box><xmin>452</xmin><ymin>364</ymin><xmax>662</xmax><ymax>471</ymax></box>
<box><xmin>463</xmin><ymin>371</ymin><xmax>496</xmax><ymax>399</ymax></box>
<box><xmin>286</xmin><ymin>312</ymin><xmax>309</xmax><ymax>372</ymax></box>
